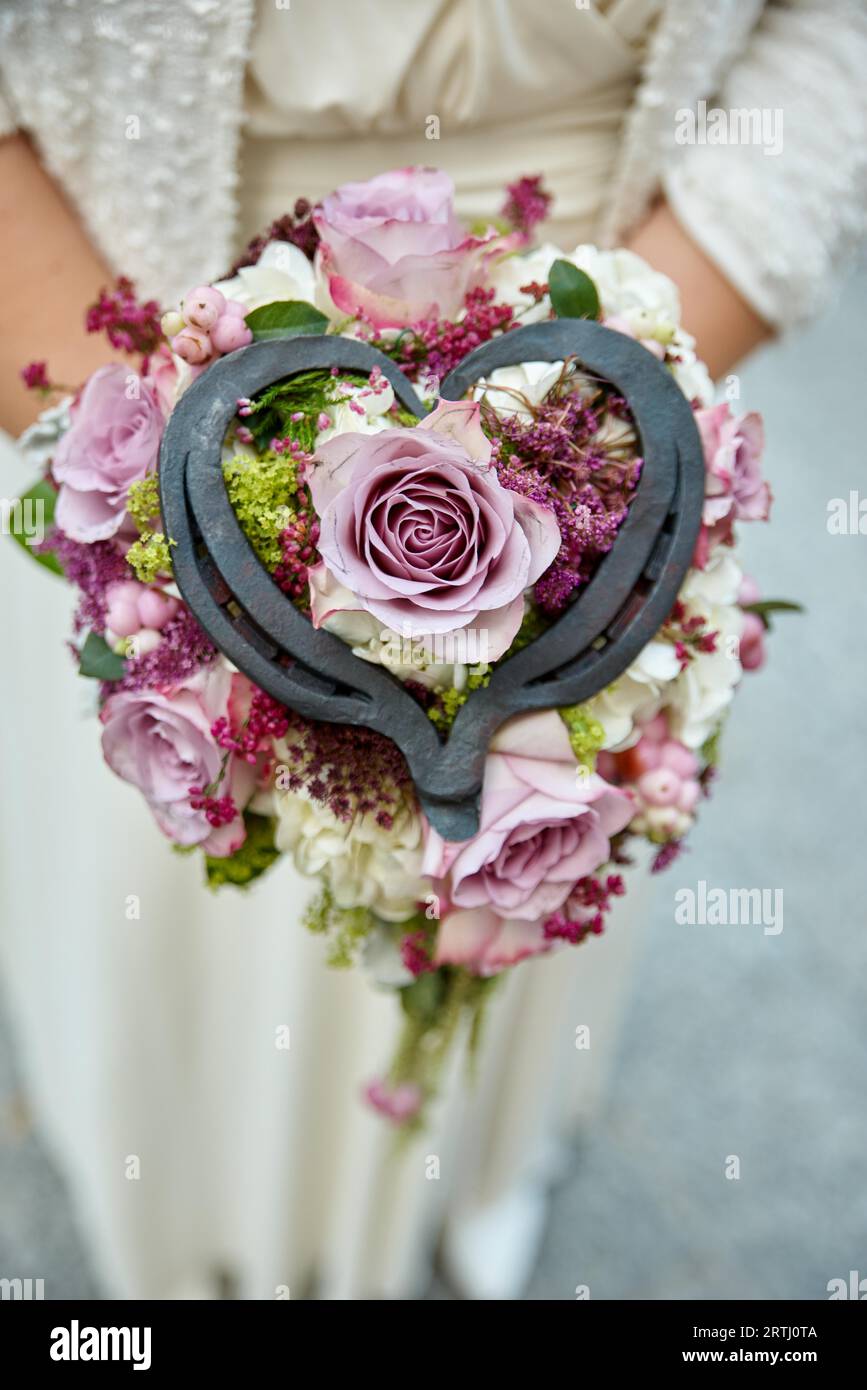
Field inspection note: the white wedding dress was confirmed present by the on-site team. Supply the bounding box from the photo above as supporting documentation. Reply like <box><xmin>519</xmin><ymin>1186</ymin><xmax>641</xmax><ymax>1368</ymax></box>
<box><xmin>0</xmin><ymin>0</ymin><xmax>659</xmax><ymax>1299</ymax></box>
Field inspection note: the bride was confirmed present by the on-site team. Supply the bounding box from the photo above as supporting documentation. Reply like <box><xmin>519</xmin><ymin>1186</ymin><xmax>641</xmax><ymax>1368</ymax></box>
<box><xmin>0</xmin><ymin>0</ymin><xmax>864</xmax><ymax>1299</ymax></box>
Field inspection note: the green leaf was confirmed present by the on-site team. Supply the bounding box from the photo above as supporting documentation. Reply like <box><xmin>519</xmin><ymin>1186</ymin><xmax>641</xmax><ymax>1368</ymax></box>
<box><xmin>79</xmin><ymin>631</ymin><xmax>126</xmax><ymax>681</ymax></box>
<box><xmin>205</xmin><ymin>812</ymin><xmax>281</xmax><ymax>889</ymax></box>
<box><xmin>742</xmin><ymin>598</ymin><xmax>804</xmax><ymax>632</ymax></box>
<box><xmin>245</xmin><ymin>300</ymin><xmax>329</xmax><ymax>341</ymax></box>
<box><xmin>6</xmin><ymin>477</ymin><xmax>63</xmax><ymax>575</ymax></box>
<box><xmin>548</xmin><ymin>259</ymin><xmax>600</xmax><ymax>321</ymax></box>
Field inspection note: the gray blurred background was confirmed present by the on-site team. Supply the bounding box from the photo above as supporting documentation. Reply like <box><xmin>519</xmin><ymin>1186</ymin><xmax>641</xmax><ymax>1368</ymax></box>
<box><xmin>2</xmin><ymin>263</ymin><xmax>865</xmax><ymax>1301</ymax></box>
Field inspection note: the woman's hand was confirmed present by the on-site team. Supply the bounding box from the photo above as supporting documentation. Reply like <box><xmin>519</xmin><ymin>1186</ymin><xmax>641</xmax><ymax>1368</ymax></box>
<box><xmin>626</xmin><ymin>199</ymin><xmax>772</xmax><ymax>380</ymax></box>
<box><xmin>0</xmin><ymin>134</ymin><xmax>127</xmax><ymax>435</ymax></box>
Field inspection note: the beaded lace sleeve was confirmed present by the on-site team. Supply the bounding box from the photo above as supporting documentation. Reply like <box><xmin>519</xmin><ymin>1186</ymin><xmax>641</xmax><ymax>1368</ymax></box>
<box><xmin>0</xmin><ymin>0</ymin><xmax>254</xmax><ymax>302</ymax></box>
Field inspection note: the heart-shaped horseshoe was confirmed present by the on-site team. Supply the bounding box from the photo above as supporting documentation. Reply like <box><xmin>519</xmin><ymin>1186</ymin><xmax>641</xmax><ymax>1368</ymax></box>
<box><xmin>159</xmin><ymin>321</ymin><xmax>704</xmax><ymax>840</ymax></box>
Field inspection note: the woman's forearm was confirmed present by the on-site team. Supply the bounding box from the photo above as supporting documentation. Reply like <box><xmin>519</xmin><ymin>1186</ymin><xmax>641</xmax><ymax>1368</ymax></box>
<box><xmin>0</xmin><ymin>143</ymin><xmax>774</xmax><ymax>438</ymax></box>
<box><xmin>626</xmin><ymin>199</ymin><xmax>773</xmax><ymax>380</ymax></box>
<box><xmin>0</xmin><ymin>135</ymin><xmax>124</xmax><ymax>436</ymax></box>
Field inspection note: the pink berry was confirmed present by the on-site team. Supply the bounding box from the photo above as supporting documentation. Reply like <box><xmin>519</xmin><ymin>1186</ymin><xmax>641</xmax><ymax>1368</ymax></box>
<box><xmin>137</xmin><ymin>589</ymin><xmax>179</xmax><ymax>630</ymax></box>
<box><xmin>641</xmin><ymin>713</ymin><xmax>669</xmax><ymax>743</ymax></box>
<box><xmin>603</xmin><ymin>314</ymin><xmax>634</xmax><ymax>338</ymax></box>
<box><xmin>128</xmin><ymin>628</ymin><xmax>163</xmax><ymax>658</ymax></box>
<box><xmin>677</xmin><ymin>779</ymin><xmax>701</xmax><ymax>814</ymax></box>
<box><xmin>618</xmin><ymin>738</ymin><xmax>662</xmax><ymax>781</ymax></box>
<box><xmin>182</xmin><ymin>286</ymin><xmax>226</xmax><ymax>332</ymax></box>
<box><xmin>659</xmin><ymin>739</ymin><xmax>699</xmax><ymax>779</ymax></box>
<box><xmin>638</xmin><ymin>767</ymin><xmax>682</xmax><ymax>807</ymax></box>
<box><xmin>222</xmin><ymin>299</ymin><xmax>248</xmax><ymax>318</ymax></box>
<box><xmin>160</xmin><ymin>309</ymin><xmax>185</xmax><ymax>338</ymax></box>
<box><xmin>171</xmin><ymin>326</ymin><xmax>212</xmax><ymax>365</ymax></box>
<box><xmin>739</xmin><ymin>612</ymin><xmax>766</xmax><ymax>672</ymax></box>
<box><xmin>211</xmin><ymin>314</ymin><xmax>253</xmax><ymax>354</ymax></box>
<box><xmin>105</xmin><ymin>580</ymin><xmax>146</xmax><ymax>637</ymax></box>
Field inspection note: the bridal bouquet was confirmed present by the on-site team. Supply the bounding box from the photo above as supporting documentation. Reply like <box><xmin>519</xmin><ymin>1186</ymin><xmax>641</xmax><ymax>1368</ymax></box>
<box><xmin>13</xmin><ymin>167</ymin><xmax>788</xmax><ymax>1127</ymax></box>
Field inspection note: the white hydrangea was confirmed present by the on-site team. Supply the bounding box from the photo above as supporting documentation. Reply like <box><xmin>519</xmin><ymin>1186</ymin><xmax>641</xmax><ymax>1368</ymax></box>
<box><xmin>271</xmin><ymin>780</ymin><xmax>426</xmax><ymax>923</ymax></box>
<box><xmin>586</xmin><ymin>550</ymin><xmax>745</xmax><ymax>753</ymax></box>
<box><xmin>665</xmin><ymin>551</ymin><xmax>745</xmax><ymax>748</ymax></box>
<box><xmin>586</xmin><ymin>639</ymin><xmax>681</xmax><ymax>751</ymax></box>
<box><xmin>668</xmin><ymin>328</ymin><xmax>715</xmax><ymax>407</ymax></box>
<box><xmin>484</xmin><ymin>242</ymin><xmax>563</xmax><ymax>321</ymax></box>
<box><xmin>568</xmin><ymin>245</ymin><xmax>680</xmax><ymax>336</ymax></box>
<box><xmin>362</xmin><ymin>925</ymin><xmax>416</xmax><ymax>988</ymax></box>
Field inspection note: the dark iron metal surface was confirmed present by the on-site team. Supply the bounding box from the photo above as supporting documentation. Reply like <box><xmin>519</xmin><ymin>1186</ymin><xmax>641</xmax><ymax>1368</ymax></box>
<box><xmin>159</xmin><ymin>321</ymin><xmax>704</xmax><ymax>840</ymax></box>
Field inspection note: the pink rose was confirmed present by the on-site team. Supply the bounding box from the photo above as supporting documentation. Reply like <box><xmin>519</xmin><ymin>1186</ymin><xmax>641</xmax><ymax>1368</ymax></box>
<box><xmin>54</xmin><ymin>364</ymin><xmax>165</xmax><ymax>543</ymax></box>
<box><xmin>424</xmin><ymin>711</ymin><xmax>632</xmax><ymax>974</ymax></box>
<box><xmin>148</xmin><ymin>345</ymin><xmax>182</xmax><ymax>415</ymax></box>
<box><xmin>314</xmin><ymin>166</ymin><xmax>500</xmax><ymax>329</ymax></box>
<box><xmin>693</xmin><ymin>403</ymin><xmax>771</xmax><ymax>563</ymax></box>
<box><xmin>100</xmin><ymin>666</ymin><xmax>255</xmax><ymax>856</ymax></box>
<box><xmin>308</xmin><ymin>400</ymin><xmax>560</xmax><ymax>659</ymax></box>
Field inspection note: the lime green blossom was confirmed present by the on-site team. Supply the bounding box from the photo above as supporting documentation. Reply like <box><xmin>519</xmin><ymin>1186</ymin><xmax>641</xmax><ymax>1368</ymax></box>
<box><xmin>303</xmin><ymin>887</ymin><xmax>376</xmax><ymax>967</ymax></box>
<box><xmin>559</xmin><ymin>703</ymin><xmax>606</xmax><ymax>770</ymax></box>
<box><xmin>222</xmin><ymin>450</ymin><xmax>300</xmax><ymax>571</ymax></box>
<box><xmin>126</xmin><ymin>531</ymin><xmax>175</xmax><ymax>583</ymax></box>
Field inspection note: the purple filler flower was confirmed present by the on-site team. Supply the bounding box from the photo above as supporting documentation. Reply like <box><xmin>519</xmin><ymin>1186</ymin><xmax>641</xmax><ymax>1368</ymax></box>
<box><xmin>307</xmin><ymin>400</ymin><xmax>560</xmax><ymax>659</ymax></box>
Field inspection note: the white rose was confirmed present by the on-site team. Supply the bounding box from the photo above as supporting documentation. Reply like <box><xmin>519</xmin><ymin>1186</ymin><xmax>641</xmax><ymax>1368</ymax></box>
<box><xmin>681</xmin><ymin>549</ymin><xmax>743</xmax><ymax>610</ymax></box>
<box><xmin>473</xmin><ymin>359</ymin><xmax>564</xmax><ymax>420</ymax></box>
<box><xmin>314</xmin><ymin>377</ymin><xmax>396</xmax><ymax>445</ymax></box>
<box><xmin>213</xmin><ymin>240</ymin><xmax>316</xmax><ymax>312</ymax></box>
<box><xmin>273</xmin><ymin>783</ymin><xmax>426</xmax><ymax>923</ymax></box>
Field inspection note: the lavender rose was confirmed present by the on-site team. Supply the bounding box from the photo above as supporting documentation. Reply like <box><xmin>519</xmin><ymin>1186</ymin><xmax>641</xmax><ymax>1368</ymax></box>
<box><xmin>100</xmin><ymin>666</ymin><xmax>254</xmax><ymax>856</ymax></box>
<box><xmin>53</xmin><ymin>364</ymin><xmax>165</xmax><ymax>543</ymax></box>
<box><xmin>307</xmin><ymin>400</ymin><xmax>560</xmax><ymax>659</ymax></box>
<box><xmin>696</xmin><ymin>402</ymin><xmax>770</xmax><ymax>547</ymax></box>
<box><xmin>423</xmin><ymin>711</ymin><xmax>633</xmax><ymax>973</ymax></box>
<box><xmin>314</xmin><ymin>166</ymin><xmax>501</xmax><ymax>328</ymax></box>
